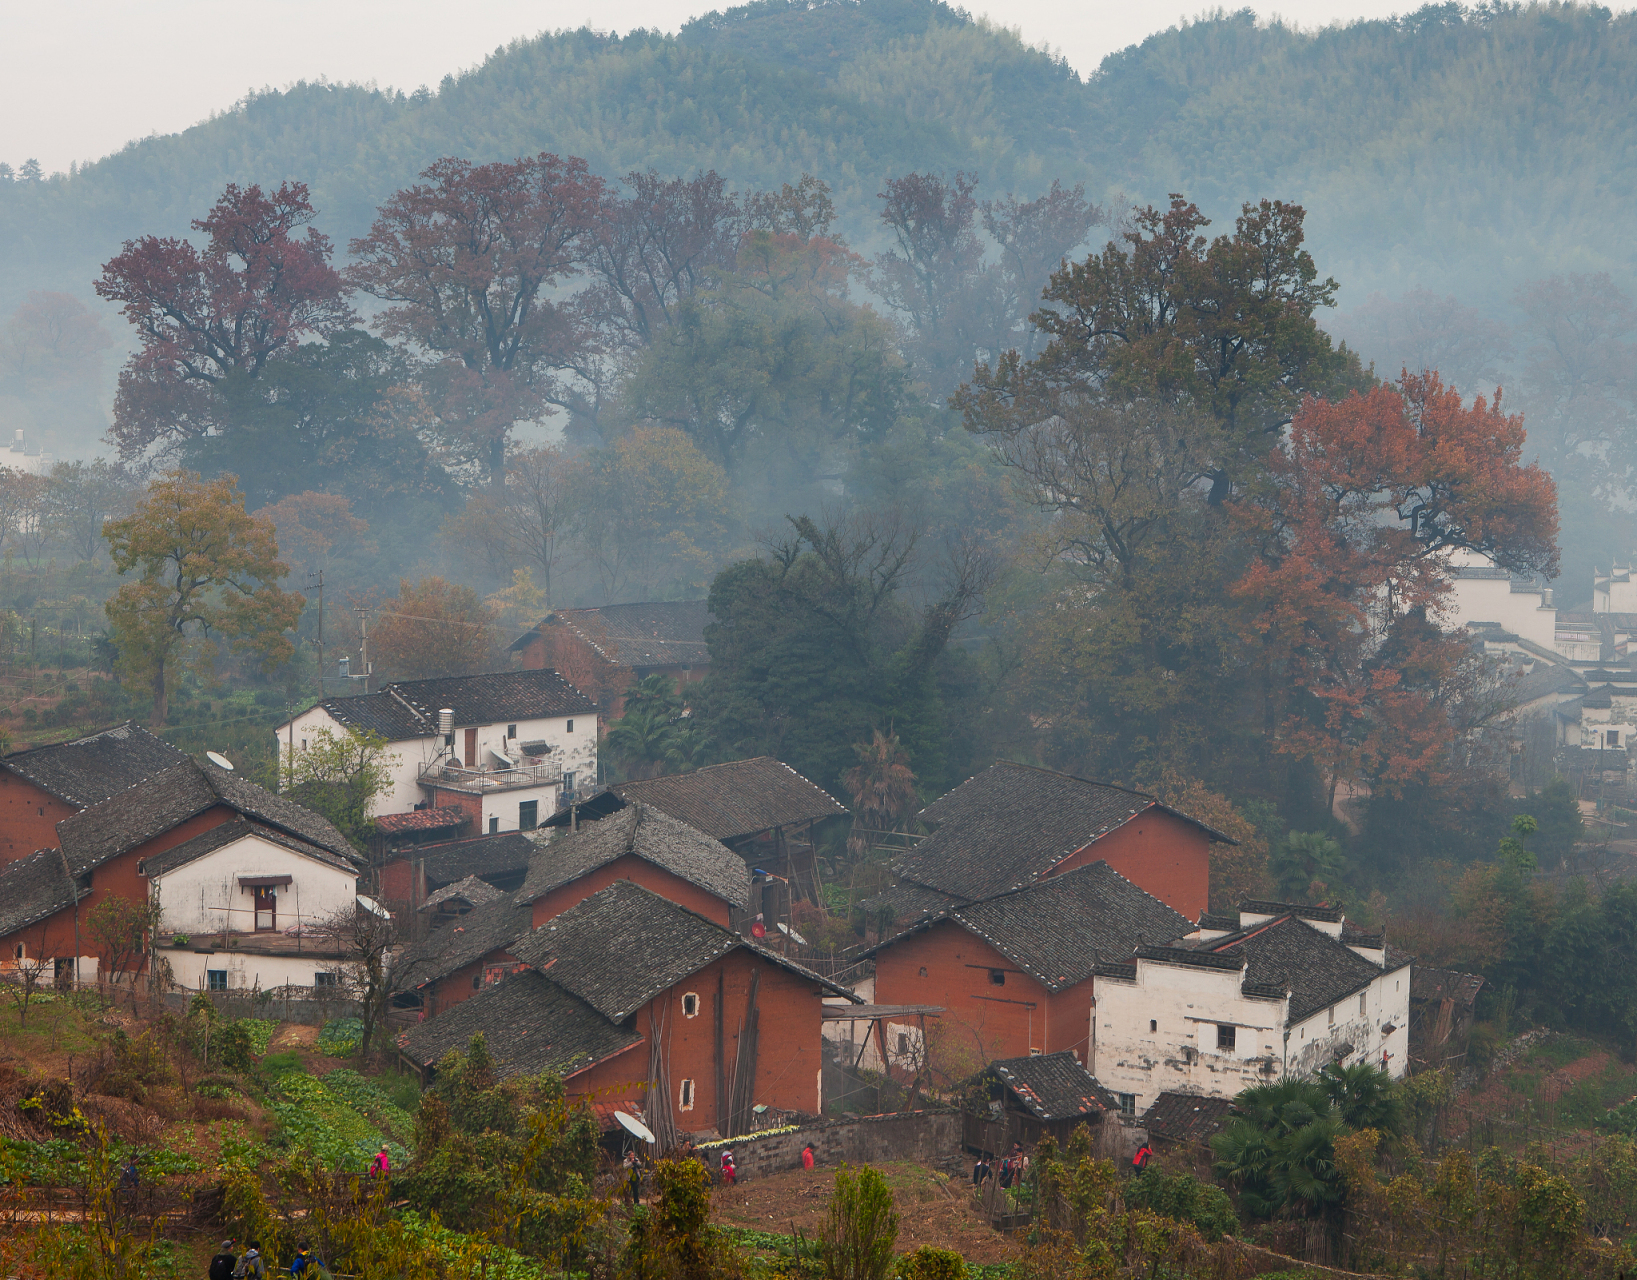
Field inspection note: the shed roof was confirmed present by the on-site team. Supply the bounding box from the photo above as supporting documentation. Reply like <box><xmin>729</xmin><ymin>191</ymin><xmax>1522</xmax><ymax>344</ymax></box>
<box><xmin>0</xmin><ymin>847</ymin><xmax>88</xmax><ymax>939</ymax></box>
<box><xmin>419</xmin><ymin>875</ymin><xmax>504</xmax><ymax>912</ymax></box>
<box><xmin>138</xmin><ymin>820</ymin><xmax>358</xmax><ymax>879</ymax></box>
<box><xmin>515</xmin><ymin>803</ymin><xmax>750</xmax><ymax>911</ymax></box>
<box><xmin>1411</xmin><ymin>967</ymin><xmax>1485</xmax><ymax>1007</ymax></box>
<box><xmin>509</xmin><ymin>879</ymin><xmax>857</xmax><ymax>1022</ymax></box>
<box><xmin>0</xmin><ymin>721</ymin><xmax>187</xmax><ymax>808</ymax></box>
<box><xmin>1141</xmin><ymin>1092</ymin><xmax>1233</xmax><ymax>1144</ymax></box>
<box><xmin>376</xmin><ymin>807</ymin><xmax>470</xmax><ymax>836</ymax></box>
<box><xmin>411</xmin><ymin>832</ymin><xmax>536</xmax><ymax>889</ymax></box>
<box><xmin>511</xmin><ymin>601</ymin><xmax>712</xmax><ymax>668</ymax></box>
<box><xmin>987</xmin><ymin>1051</ymin><xmax>1115</xmax><ymax>1120</ymax></box>
<box><xmin>396</xmin><ymin>970</ymin><xmax>643</xmax><ymax>1080</ymax></box>
<box><xmin>896</xmin><ymin>762</ymin><xmax>1231</xmax><ymax>903</ymax></box>
<box><xmin>611</xmin><ymin>757</ymin><xmax>847</xmax><ymax>841</ymax></box>
<box><xmin>401</xmin><ymin>895</ymin><xmax>535</xmax><ymax>988</ymax></box>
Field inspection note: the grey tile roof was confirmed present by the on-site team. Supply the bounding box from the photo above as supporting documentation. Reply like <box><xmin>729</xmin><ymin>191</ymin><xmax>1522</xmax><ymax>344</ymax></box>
<box><xmin>988</xmin><ymin>1051</ymin><xmax>1116</xmax><ymax>1120</ymax></box>
<box><xmin>56</xmin><ymin>760</ymin><xmax>358</xmax><ymax>870</ymax></box>
<box><xmin>1199</xmin><ymin>914</ymin><xmax>1408</xmax><ymax>1023</ymax></box>
<box><xmin>612</xmin><ymin>757</ymin><xmax>847</xmax><ymax>841</ymax></box>
<box><xmin>1240</xmin><ymin>900</ymin><xmax>1344</xmax><ymax>923</ymax></box>
<box><xmin>855</xmin><ymin>882</ymin><xmax>959</xmax><ymax>928</ymax></box>
<box><xmin>138</xmin><ymin>821</ymin><xmax>358</xmax><ymax>878</ymax></box>
<box><xmin>401</xmin><ymin>895</ymin><xmax>534</xmax><ymax>988</ymax></box>
<box><xmin>947</xmin><ymin>862</ymin><xmax>1194</xmax><ymax>992</ymax></box>
<box><xmin>511</xmin><ymin>601</ymin><xmax>712</xmax><ymax>668</ymax></box>
<box><xmin>515</xmin><ymin>803</ymin><xmax>750</xmax><ymax>911</ymax></box>
<box><xmin>1141</xmin><ymin>1092</ymin><xmax>1232</xmax><ymax>1144</ymax></box>
<box><xmin>320</xmin><ymin>669</ymin><xmax>595</xmax><ymax>741</ymax></box>
<box><xmin>397</xmin><ymin>969</ymin><xmax>643</xmax><ymax>1080</ymax></box>
<box><xmin>419</xmin><ymin>875</ymin><xmax>504</xmax><ymax>912</ymax></box>
<box><xmin>413</xmin><ymin>832</ymin><xmax>537</xmax><ymax>889</ymax></box>
<box><xmin>1412</xmin><ymin>967</ymin><xmax>1484</xmax><ymax>1007</ymax></box>
<box><xmin>0</xmin><ymin>721</ymin><xmax>187</xmax><ymax>807</ymax></box>
<box><xmin>510</xmin><ymin>880</ymin><xmax>857</xmax><ymax>1021</ymax></box>
<box><xmin>0</xmin><ymin>847</ymin><xmax>87</xmax><ymax>939</ymax></box>
<box><xmin>898</xmin><ymin>762</ymin><xmax>1231</xmax><ymax>903</ymax></box>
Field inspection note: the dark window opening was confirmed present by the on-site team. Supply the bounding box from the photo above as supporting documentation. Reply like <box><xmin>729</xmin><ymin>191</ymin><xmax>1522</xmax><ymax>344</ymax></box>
<box><xmin>988</xmin><ymin>969</ymin><xmax>1006</xmax><ymax>986</ymax></box>
<box><xmin>472</xmin><ymin>973</ymin><xmax>483</xmax><ymax>989</ymax></box>
<box><xmin>897</xmin><ymin>1033</ymin><xmax>909</xmax><ymax>1054</ymax></box>
<box><xmin>918</xmin><ymin>966</ymin><xmax>928</xmax><ymax>978</ymax></box>
<box><xmin>1217</xmin><ymin>1024</ymin><xmax>1237</xmax><ymax>1051</ymax></box>
<box><xmin>315</xmin><ymin>971</ymin><xmax>339</xmax><ymax>988</ymax></box>
<box><xmin>507</xmin><ymin>724</ymin><xmax>517</xmax><ymax>738</ymax></box>
<box><xmin>207</xmin><ymin>970</ymin><xmax>227</xmax><ymax>992</ymax></box>
<box><xmin>519</xmin><ymin>800</ymin><xmax>538</xmax><ymax>831</ymax></box>
<box><xmin>489</xmin><ymin>817</ymin><xmax>500</xmax><ymax>834</ymax></box>
<box><xmin>1149</xmin><ymin>1019</ymin><xmax>1157</xmax><ymax>1033</ymax></box>
<box><xmin>566</xmin><ymin>719</ymin><xmax>574</xmax><ymax>733</ymax></box>
<box><xmin>1117</xmin><ymin>1093</ymin><xmax>1136</xmax><ymax>1116</ymax></box>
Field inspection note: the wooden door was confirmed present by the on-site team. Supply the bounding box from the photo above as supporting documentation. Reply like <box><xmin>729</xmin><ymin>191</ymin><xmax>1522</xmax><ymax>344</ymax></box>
<box><xmin>463</xmin><ymin>727</ymin><xmax>477</xmax><ymax>766</ymax></box>
<box><xmin>253</xmin><ymin>886</ymin><xmax>277</xmax><ymax>931</ymax></box>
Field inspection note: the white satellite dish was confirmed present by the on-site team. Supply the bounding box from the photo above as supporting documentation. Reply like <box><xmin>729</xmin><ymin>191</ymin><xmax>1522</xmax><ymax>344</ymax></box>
<box><xmin>206</xmin><ymin>751</ymin><xmax>234</xmax><ymax>770</ymax></box>
<box><xmin>614</xmin><ymin>1111</ymin><xmax>656</xmax><ymax>1143</ymax></box>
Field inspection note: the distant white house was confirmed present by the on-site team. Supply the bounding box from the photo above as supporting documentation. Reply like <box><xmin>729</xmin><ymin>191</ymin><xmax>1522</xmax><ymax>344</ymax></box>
<box><xmin>141</xmin><ymin>822</ymin><xmax>363</xmax><ymax>993</ymax></box>
<box><xmin>1089</xmin><ymin>902</ymin><xmax>1412</xmax><ymax>1116</ymax></box>
<box><xmin>276</xmin><ymin>669</ymin><xmax>598</xmax><ymax>835</ymax></box>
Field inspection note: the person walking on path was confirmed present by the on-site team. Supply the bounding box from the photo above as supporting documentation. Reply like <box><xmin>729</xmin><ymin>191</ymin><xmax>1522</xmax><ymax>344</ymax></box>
<box><xmin>719</xmin><ymin>1149</ymin><xmax>736</xmax><ymax>1186</ymax></box>
<box><xmin>370</xmin><ymin>1145</ymin><xmax>391</xmax><ymax>1178</ymax></box>
<box><xmin>208</xmin><ymin>1240</ymin><xmax>237</xmax><ymax>1280</ymax></box>
<box><xmin>232</xmin><ymin>1241</ymin><xmax>266</xmax><ymax>1279</ymax></box>
<box><xmin>801</xmin><ymin>1143</ymin><xmax>816</xmax><ymax>1170</ymax></box>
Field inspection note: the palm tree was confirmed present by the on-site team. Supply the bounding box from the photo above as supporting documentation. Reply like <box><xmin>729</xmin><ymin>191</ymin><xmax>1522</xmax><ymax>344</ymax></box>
<box><xmin>1212</xmin><ymin>1078</ymin><xmax>1346</xmax><ymax>1219</ymax></box>
<box><xmin>603</xmin><ymin>705</ymin><xmax>676</xmax><ymax>780</ymax></box>
<box><xmin>842</xmin><ymin>729</ymin><xmax>918</xmax><ymax>860</ymax></box>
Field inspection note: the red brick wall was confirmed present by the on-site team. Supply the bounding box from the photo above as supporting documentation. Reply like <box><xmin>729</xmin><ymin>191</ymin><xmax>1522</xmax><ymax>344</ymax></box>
<box><xmin>380</xmin><ymin>857</ymin><xmax>417</xmax><ymax>906</ymax></box>
<box><xmin>872</xmin><ymin>920</ymin><xmax>1065</xmax><ymax>1076</ymax></box>
<box><xmin>429</xmin><ymin>789</ymin><xmax>484</xmax><ymax>830</ymax></box>
<box><xmin>1051</xmin><ymin>807</ymin><xmax>1210</xmax><ymax>921</ymax></box>
<box><xmin>0</xmin><ymin>774</ymin><xmax>75</xmax><ymax>867</ymax></box>
<box><xmin>565</xmin><ymin>948</ymin><xmax>828</xmax><ymax>1132</ymax></box>
<box><xmin>428</xmin><ymin>947</ymin><xmax>522</xmax><ymax>1016</ymax></box>
<box><xmin>0</xmin><ymin>806</ymin><xmax>233</xmax><ymax>966</ymax></box>
<box><xmin>528</xmin><ymin>855</ymin><xmax>734</xmax><ymax>928</ymax></box>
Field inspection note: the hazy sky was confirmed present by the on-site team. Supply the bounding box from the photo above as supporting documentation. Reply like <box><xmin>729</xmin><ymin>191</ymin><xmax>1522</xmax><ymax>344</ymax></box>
<box><xmin>9</xmin><ymin>0</ymin><xmax>1469</xmax><ymax>174</ymax></box>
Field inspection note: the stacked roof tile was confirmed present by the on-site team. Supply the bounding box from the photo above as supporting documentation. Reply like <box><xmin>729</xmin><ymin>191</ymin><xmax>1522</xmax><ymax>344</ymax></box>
<box><xmin>319</xmin><ymin>669</ymin><xmax>596</xmax><ymax>741</ymax></box>
<box><xmin>511</xmin><ymin>601</ymin><xmax>712</xmax><ymax>668</ymax></box>
<box><xmin>419</xmin><ymin>875</ymin><xmax>504</xmax><ymax>912</ymax></box>
<box><xmin>1141</xmin><ymin>1092</ymin><xmax>1232</xmax><ymax>1144</ymax></box>
<box><xmin>611</xmin><ymin>757</ymin><xmax>847</xmax><ymax>841</ymax></box>
<box><xmin>988</xmin><ymin>1051</ymin><xmax>1116</xmax><ymax>1120</ymax></box>
<box><xmin>514</xmin><ymin>803</ymin><xmax>750</xmax><ymax>911</ymax></box>
<box><xmin>138</xmin><ymin>822</ymin><xmax>357</xmax><ymax>878</ymax></box>
<box><xmin>1197</xmin><ymin>914</ymin><xmax>1407</xmax><ymax>1022</ymax></box>
<box><xmin>0</xmin><ymin>721</ymin><xmax>186</xmax><ymax>807</ymax></box>
<box><xmin>412</xmin><ymin>832</ymin><xmax>536</xmax><ymax>890</ymax></box>
<box><xmin>402</xmin><ymin>895</ymin><xmax>534</xmax><ymax>988</ymax></box>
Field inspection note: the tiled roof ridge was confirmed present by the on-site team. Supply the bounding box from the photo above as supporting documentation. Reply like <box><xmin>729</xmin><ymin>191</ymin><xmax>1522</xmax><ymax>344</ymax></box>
<box><xmin>138</xmin><ymin>819</ymin><xmax>355</xmax><ymax>878</ymax></box>
<box><xmin>1135</xmin><ymin>943</ymin><xmax>1247</xmax><ymax>971</ymax></box>
<box><xmin>1240</xmin><ymin>899</ymin><xmax>1346</xmax><ymax>923</ymax></box>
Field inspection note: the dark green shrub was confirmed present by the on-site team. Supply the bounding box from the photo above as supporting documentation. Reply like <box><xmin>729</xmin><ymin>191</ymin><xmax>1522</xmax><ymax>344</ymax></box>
<box><xmin>1127</xmin><ymin>1168</ymin><xmax>1238</xmax><ymax>1241</ymax></box>
<box><xmin>897</xmin><ymin>1245</ymin><xmax>966</xmax><ymax>1280</ymax></box>
<box><xmin>216</xmin><ymin>1020</ymin><xmax>253</xmax><ymax>1072</ymax></box>
<box><xmin>822</xmin><ymin>1165</ymin><xmax>899</xmax><ymax>1280</ymax></box>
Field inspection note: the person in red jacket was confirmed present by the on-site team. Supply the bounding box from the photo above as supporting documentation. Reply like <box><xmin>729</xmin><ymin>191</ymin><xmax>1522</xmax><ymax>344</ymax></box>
<box><xmin>801</xmin><ymin>1143</ymin><xmax>816</xmax><ymax>1170</ymax></box>
<box><xmin>1132</xmin><ymin>1143</ymin><xmax>1153</xmax><ymax>1173</ymax></box>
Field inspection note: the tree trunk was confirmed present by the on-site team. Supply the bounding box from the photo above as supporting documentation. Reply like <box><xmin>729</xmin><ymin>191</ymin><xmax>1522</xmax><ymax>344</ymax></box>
<box><xmin>150</xmin><ymin>657</ymin><xmax>168</xmax><ymax>728</ymax></box>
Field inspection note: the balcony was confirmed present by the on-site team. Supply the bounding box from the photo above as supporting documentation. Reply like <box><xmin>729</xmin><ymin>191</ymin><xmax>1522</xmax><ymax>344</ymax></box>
<box><xmin>418</xmin><ymin>757</ymin><xmax>563</xmax><ymax>795</ymax></box>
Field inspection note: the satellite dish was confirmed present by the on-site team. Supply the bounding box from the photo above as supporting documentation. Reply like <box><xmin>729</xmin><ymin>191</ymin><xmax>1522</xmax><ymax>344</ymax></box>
<box><xmin>206</xmin><ymin>751</ymin><xmax>234</xmax><ymax>770</ymax></box>
<box><xmin>614</xmin><ymin>1112</ymin><xmax>656</xmax><ymax>1143</ymax></box>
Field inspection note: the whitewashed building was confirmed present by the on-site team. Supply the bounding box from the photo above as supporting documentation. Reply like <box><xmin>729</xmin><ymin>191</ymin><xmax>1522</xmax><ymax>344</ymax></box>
<box><xmin>1089</xmin><ymin>902</ymin><xmax>1412</xmax><ymax>1116</ymax></box>
<box><xmin>143</xmin><ymin>822</ymin><xmax>365</xmax><ymax>993</ymax></box>
<box><xmin>276</xmin><ymin>670</ymin><xmax>598</xmax><ymax>835</ymax></box>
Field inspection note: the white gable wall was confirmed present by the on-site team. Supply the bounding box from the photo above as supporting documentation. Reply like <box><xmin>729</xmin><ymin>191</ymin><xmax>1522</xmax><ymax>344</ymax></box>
<box><xmin>148</xmin><ymin>830</ymin><xmax>358</xmax><ymax>937</ymax></box>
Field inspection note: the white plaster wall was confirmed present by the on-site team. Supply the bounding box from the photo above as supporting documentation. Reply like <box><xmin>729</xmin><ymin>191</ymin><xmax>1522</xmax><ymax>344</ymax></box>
<box><xmin>150</xmin><ymin>831</ymin><xmax>359</xmax><ymax>937</ymax></box>
<box><xmin>1287</xmin><ymin>964</ymin><xmax>1412</xmax><ymax>1080</ymax></box>
<box><xmin>1445</xmin><ymin>572</ymin><xmax>1556</xmax><ymax>650</ymax></box>
<box><xmin>1092</xmin><ymin>964</ymin><xmax>1286</xmax><ymax>1113</ymax></box>
<box><xmin>478</xmin><ymin>781</ymin><xmax>563</xmax><ymax>834</ymax></box>
<box><xmin>161</xmin><ymin>946</ymin><xmax>351</xmax><ymax>993</ymax></box>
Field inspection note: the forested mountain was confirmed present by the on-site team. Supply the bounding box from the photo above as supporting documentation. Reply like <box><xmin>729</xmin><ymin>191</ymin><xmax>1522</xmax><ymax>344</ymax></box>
<box><xmin>2</xmin><ymin>0</ymin><xmax>1633</xmax><ymax>326</ymax></box>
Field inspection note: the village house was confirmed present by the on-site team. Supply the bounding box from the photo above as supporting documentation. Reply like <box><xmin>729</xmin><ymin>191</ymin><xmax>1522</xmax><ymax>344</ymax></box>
<box><xmin>0</xmin><ymin>758</ymin><xmax>358</xmax><ymax>990</ymax></box>
<box><xmin>1089</xmin><ymin>902</ymin><xmax>1413</xmax><ymax>1117</ymax></box>
<box><xmin>516</xmin><ymin>802</ymin><xmax>750</xmax><ymax>929</ymax></box>
<box><xmin>966</xmin><ymin>1051</ymin><xmax>1120</xmax><ymax>1156</ymax></box>
<box><xmin>864</xmin><ymin>761</ymin><xmax>1231</xmax><ymax>930</ymax></box>
<box><xmin>418</xmin><ymin>875</ymin><xmax>503</xmax><ymax>927</ymax></box>
<box><xmin>398</xmin><ymin>880</ymin><xmax>859</xmax><ymax>1140</ymax></box>
<box><xmin>508</xmin><ymin>600</ymin><xmax>711</xmax><ymax>721</ymax></box>
<box><xmin>570</xmin><ymin>756</ymin><xmax>848</xmax><ymax>919</ymax></box>
<box><xmin>399</xmin><ymin>893</ymin><xmax>534</xmax><ymax>1017</ymax></box>
<box><xmin>277</xmin><ymin>669</ymin><xmax>599</xmax><ymax>834</ymax></box>
<box><xmin>0</xmin><ymin>721</ymin><xmax>186</xmax><ymax>865</ymax></box>
<box><xmin>856</xmin><ymin>861</ymin><xmax>1194</xmax><ymax>1075</ymax></box>
<box><xmin>378</xmin><ymin>830</ymin><xmax>535</xmax><ymax>916</ymax></box>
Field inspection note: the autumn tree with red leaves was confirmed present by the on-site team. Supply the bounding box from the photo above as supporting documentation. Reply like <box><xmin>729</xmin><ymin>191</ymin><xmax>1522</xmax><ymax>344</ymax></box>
<box><xmin>95</xmin><ymin>182</ymin><xmax>355</xmax><ymax>457</ymax></box>
<box><xmin>347</xmin><ymin>153</ymin><xmax>604</xmax><ymax>486</ymax></box>
<box><xmin>1233</xmin><ymin>372</ymin><xmax>1558</xmax><ymax>808</ymax></box>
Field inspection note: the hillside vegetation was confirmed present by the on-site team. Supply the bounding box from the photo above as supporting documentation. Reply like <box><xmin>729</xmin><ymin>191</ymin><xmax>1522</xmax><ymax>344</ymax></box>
<box><xmin>1</xmin><ymin>0</ymin><xmax>1633</xmax><ymax>323</ymax></box>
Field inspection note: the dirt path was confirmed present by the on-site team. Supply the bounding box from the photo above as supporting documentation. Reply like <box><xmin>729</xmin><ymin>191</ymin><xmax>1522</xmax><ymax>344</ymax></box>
<box><xmin>709</xmin><ymin>1162</ymin><xmax>1020</xmax><ymax>1264</ymax></box>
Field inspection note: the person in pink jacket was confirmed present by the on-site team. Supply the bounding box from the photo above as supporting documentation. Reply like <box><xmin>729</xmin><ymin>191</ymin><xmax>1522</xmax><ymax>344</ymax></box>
<box><xmin>370</xmin><ymin>1145</ymin><xmax>390</xmax><ymax>1177</ymax></box>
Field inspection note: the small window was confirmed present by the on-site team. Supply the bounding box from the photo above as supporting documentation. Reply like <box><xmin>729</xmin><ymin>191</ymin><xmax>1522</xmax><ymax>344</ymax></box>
<box><xmin>1029</xmin><ymin>1047</ymin><xmax>1043</xmax><ymax>1056</ymax></box>
<box><xmin>679</xmin><ymin>1079</ymin><xmax>695</xmax><ymax>1111</ymax></box>
<box><xmin>918</xmin><ymin>966</ymin><xmax>928</xmax><ymax>978</ymax></box>
<box><xmin>1360</xmin><ymin>993</ymin><xmax>1368</xmax><ymax>1015</ymax></box>
<box><xmin>507</xmin><ymin>724</ymin><xmax>517</xmax><ymax>738</ymax></box>
<box><xmin>1328</xmin><ymin>1005</ymin><xmax>1335</xmax><ymax>1026</ymax></box>
<box><xmin>301</xmin><ymin>738</ymin><xmax>307</xmax><ymax>750</ymax></box>
<box><xmin>489</xmin><ymin>817</ymin><xmax>499</xmax><ymax>834</ymax></box>
<box><xmin>988</xmin><ymin>969</ymin><xmax>1006</xmax><ymax>986</ymax></box>
<box><xmin>315</xmin><ymin>971</ymin><xmax>339</xmax><ymax>988</ymax></box>
<box><xmin>207</xmin><ymin>970</ymin><xmax>227</xmax><ymax>992</ymax></box>
<box><xmin>1149</xmin><ymin>1019</ymin><xmax>1157</xmax><ymax>1033</ymax></box>
<box><xmin>682</xmin><ymin>992</ymin><xmax>700</xmax><ymax>1017</ymax></box>
<box><xmin>1217</xmin><ymin>1024</ymin><xmax>1236</xmax><ymax>1051</ymax></box>
<box><xmin>519</xmin><ymin>800</ymin><xmax>538</xmax><ymax>831</ymax></box>
<box><xmin>566</xmin><ymin>719</ymin><xmax>574</xmax><ymax>733</ymax></box>
<box><xmin>473</xmin><ymin>973</ymin><xmax>483</xmax><ymax>990</ymax></box>
<box><xmin>14</xmin><ymin>944</ymin><xmax>24</xmax><ymax>960</ymax></box>
<box><xmin>1609</xmin><ymin>729</ymin><xmax>1621</xmax><ymax>748</ymax></box>
<box><xmin>1117</xmin><ymin>1093</ymin><xmax>1136</xmax><ymax>1117</ymax></box>
<box><xmin>897</xmin><ymin>1033</ymin><xmax>909</xmax><ymax>1054</ymax></box>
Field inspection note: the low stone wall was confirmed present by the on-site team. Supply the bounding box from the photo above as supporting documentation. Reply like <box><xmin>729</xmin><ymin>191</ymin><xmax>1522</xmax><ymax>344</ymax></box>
<box><xmin>161</xmin><ymin>990</ymin><xmax>361</xmax><ymax>1026</ymax></box>
<box><xmin>707</xmin><ymin>1110</ymin><xmax>961</xmax><ymax>1181</ymax></box>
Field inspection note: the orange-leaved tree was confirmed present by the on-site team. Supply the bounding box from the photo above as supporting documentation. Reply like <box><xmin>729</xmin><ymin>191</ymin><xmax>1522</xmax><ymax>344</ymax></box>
<box><xmin>370</xmin><ymin>577</ymin><xmax>497</xmax><ymax>681</ymax></box>
<box><xmin>1232</xmin><ymin>372</ymin><xmax>1558</xmax><ymax>810</ymax></box>
<box><xmin>104</xmin><ymin>471</ymin><xmax>304</xmax><ymax>726</ymax></box>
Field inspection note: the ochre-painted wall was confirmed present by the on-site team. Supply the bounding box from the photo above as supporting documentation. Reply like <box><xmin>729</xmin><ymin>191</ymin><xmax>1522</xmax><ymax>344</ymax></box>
<box><xmin>565</xmin><ymin>948</ymin><xmax>828</xmax><ymax>1132</ymax></box>
<box><xmin>1050</xmin><ymin>808</ymin><xmax>1210</xmax><ymax>921</ymax></box>
<box><xmin>428</xmin><ymin>947</ymin><xmax>524</xmax><ymax>1016</ymax></box>
<box><xmin>528</xmin><ymin>855</ymin><xmax>734</xmax><ymax>928</ymax></box>
<box><xmin>0</xmin><ymin>775</ymin><xmax>76</xmax><ymax>867</ymax></box>
<box><xmin>1</xmin><ymin>806</ymin><xmax>233</xmax><ymax>966</ymax></box>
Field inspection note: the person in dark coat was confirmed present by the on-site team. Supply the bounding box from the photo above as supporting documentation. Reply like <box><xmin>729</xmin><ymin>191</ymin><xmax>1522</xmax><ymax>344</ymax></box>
<box><xmin>208</xmin><ymin>1241</ymin><xmax>237</xmax><ymax>1280</ymax></box>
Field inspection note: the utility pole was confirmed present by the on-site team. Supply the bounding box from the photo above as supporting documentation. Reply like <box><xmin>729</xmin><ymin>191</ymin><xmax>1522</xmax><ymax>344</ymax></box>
<box><xmin>357</xmin><ymin>606</ymin><xmax>372</xmax><ymax>693</ymax></box>
<box><xmin>308</xmin><ymin>569</ymin><xmax>324</xmax><ymax>700</ymax></box>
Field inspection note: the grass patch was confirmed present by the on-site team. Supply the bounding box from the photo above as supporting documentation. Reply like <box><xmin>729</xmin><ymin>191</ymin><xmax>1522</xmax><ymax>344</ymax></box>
<box><xmin>318</xmin><ymin>1017</ymin><xmax>363</xmax><ymax>1058</ymax></box>
<box><xmin>1526</xmin><ymin>1035</ymin><xmax>1595</xmax><ymax>1069</ymax></box>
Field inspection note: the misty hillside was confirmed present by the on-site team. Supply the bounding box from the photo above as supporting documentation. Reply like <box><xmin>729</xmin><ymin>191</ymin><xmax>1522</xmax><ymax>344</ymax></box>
<box><xmin>1</xmin><ymin>0</ymin><xmax>1633</xmax><ymax>331</ymax></box>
